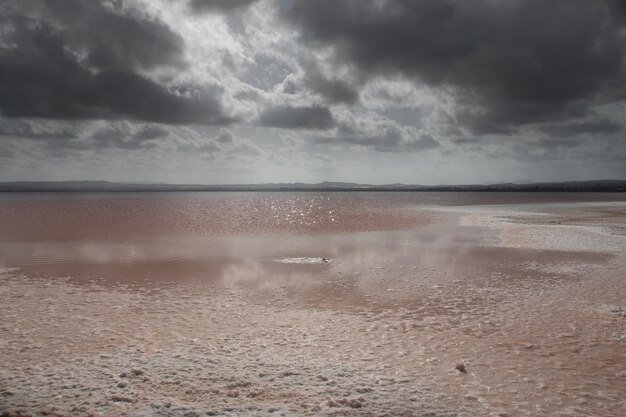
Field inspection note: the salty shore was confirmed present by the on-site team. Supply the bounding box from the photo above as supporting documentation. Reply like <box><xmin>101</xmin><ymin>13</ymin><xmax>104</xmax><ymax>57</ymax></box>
<box><xmin>1</xmin><ymin>195</ymin><xmax>625</xmax><ymax>417</ymax></box>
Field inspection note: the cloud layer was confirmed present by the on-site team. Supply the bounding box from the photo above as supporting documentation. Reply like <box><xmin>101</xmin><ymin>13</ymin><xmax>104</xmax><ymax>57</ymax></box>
<box><xmin>0</xmin><ymin>0</ymin><xmax>624</xmax><ymax>183</ymax></box>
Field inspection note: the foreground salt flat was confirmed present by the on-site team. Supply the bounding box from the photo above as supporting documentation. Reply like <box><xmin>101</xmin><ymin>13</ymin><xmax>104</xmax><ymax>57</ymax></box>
<box><xmin>0</xmin><ymin>194</ymin><xmax>625</xmax><ymax>417</ymax></box>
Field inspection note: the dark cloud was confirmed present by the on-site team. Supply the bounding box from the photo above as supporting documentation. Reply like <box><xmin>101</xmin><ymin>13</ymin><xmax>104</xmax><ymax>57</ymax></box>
<box><xmin>282</xmin><ymin>0</ymin><xmax>626</xmax><ymax>129</ymax></box>
<box><xmin>0</xmin><ymin>1</ymin><xmax>233</xmax><ymax>125</ymax></box>
<box><xmin>0</xmin><ymin>44</ymin><xmax>230</xmax><ymax>123</ymax></box>
<box><xmin>90</xmin><ymin>72</ymin><xmax>231</xmax><ymax>124</ymax></box>
<box><xmin>9</xmin><ymin>0</ymin><xmax>186</xmax><ymax>72</ymax></box>
<box><xmin>306</xmin><ymin>76</ymin><xmax>359</xmax><ymax>105</ymax></box>
<box><xmin>189</xmin><ymin>0</ymin><xmax>259</xmax><ymax>13</ymax></box>
<box><xmin>259</xmin><ymin>106</ymin><xmax>335</xmax><ymax>129</ymax></box>
<box><xmin>303</xmin><ymin>63</ymin><xmax>359</xmax><ymax>105</ymax></box>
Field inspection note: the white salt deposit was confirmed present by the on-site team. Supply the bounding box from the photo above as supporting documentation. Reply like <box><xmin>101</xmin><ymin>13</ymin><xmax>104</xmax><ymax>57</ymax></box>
<box><xmin>274</xmin><ymin>257</ymin><xmax>331</xmax><ymax>264</ymax></box>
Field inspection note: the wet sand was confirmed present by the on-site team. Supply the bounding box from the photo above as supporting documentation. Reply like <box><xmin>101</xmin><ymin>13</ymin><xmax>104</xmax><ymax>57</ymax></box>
<box><xmin>0</xmin><ymin>193</ymin><xmax>625</xmax><ymax>416</ymax></box>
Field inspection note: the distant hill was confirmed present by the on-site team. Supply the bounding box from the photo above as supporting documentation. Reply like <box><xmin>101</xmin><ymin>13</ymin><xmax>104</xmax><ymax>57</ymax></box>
<box><xmin>0</xmin><ymin>180</ymin><xmax>625</xmax><ymax>192</ymax></box>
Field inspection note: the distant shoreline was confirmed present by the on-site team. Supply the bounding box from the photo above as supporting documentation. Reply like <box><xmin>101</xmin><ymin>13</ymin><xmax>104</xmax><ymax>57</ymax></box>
<box><xmin>0</xmin><ymin>180</ymin><xmax>625</xmax><ymax>193</ymax></box>
<box><xmin>1</xmin><ymin>188</ymin><xmax>625</xmax><ymax>193</ymax></box>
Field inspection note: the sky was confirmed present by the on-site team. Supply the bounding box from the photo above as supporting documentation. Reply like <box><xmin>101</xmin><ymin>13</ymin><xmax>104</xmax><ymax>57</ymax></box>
<box><xmin>0</xmin><ymin>0</ymin><xmax>625</xmax><ymax>185</ymax></box>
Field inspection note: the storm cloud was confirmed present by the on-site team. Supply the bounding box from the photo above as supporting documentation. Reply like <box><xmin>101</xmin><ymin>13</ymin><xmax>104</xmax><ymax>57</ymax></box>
<box><xmin>0</xmin><ymin>0</ymin><xmax>233</xmax><ymax>125</ymax></box>
<box><xmin>302</xmin><ymin>63</ymin><xmax>359</xmax><ymax>105</ymax></box>
<box><xmin>282</xmin><ymin>0</ymin><xmax>626</xmax><ymax>128</ymax></box>
<box><xmin>15</xmin><ymin>0</ymin><xmax>187</xmax><ymax>72</ymax></box>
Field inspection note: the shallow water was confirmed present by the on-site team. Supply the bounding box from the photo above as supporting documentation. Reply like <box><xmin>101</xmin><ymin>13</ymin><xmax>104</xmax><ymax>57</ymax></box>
<box><xmin>0</xmin><ymin>191</ymin><xmax>624</xmax><ymax>241</ymax></box>
<box><xmin>0</xmin><ymin>191</ymin><xmax>623</xmax><ymax>283</ymax></box>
